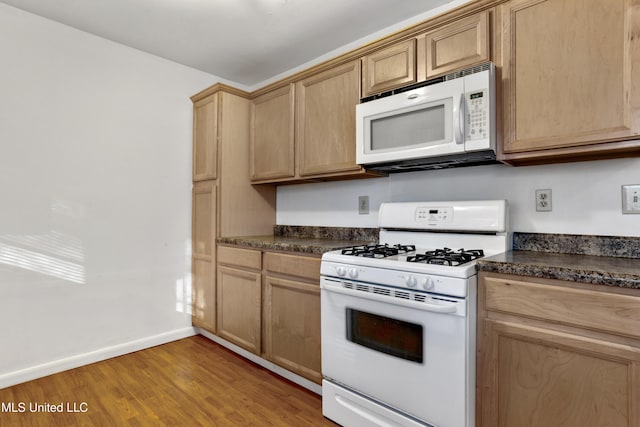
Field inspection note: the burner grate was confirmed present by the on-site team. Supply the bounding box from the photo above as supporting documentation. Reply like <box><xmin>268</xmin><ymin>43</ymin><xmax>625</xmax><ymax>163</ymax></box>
<box><xmin>341</xmin><ymin>243</ymin><xmax>416</xmax><ymax>258</ymax></box>
<box><xmin>407</xmin><ymin>248</ymin><xmax>484</xmax><ymax>266</ymax></box>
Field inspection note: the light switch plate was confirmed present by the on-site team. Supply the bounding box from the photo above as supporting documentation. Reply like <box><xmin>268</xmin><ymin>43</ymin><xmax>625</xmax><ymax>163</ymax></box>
<box><xmin>622</xmin><ymin>184</ymin><xmax>640</xmax><ymax>214</ymax></box>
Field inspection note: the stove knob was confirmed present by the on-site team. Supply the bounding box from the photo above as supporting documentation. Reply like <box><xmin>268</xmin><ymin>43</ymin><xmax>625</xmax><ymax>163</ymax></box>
<box><xmin>422</xmin><ymin>277</ymin><xmax>434</xmax><ymax>290</ymax></box>
<box><xmin>406</xmin><ymin>275</ymin><xmax>418</xmax><ymax>287</ymax></box>
<box><xmin>336</xmin><ymin>266</ymin><xmax>347</xmax><ymax>277</ymax></box>
<box><xmin>348</xmin><ymin>268</ymin><xmax>359</xmax><ymax>279</ymax></box>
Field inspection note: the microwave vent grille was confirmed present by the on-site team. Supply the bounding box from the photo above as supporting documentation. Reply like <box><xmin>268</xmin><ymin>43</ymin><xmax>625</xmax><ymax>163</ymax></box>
<box><xmin>361</xmin><ymin>62</ymin><xmax>492</xmax><ymax>103</ymax></box>
<box><xmin>444</xmin><ymin>62</ymin><xmax>491</xmax><ymax>81</ymax></box>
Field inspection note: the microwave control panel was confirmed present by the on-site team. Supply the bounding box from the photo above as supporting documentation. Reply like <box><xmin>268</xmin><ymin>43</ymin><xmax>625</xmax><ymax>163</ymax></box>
<box><xmin>466</xmin><ymin>89</ymin><xmax>488</xmax><ymax>141</ymax></box>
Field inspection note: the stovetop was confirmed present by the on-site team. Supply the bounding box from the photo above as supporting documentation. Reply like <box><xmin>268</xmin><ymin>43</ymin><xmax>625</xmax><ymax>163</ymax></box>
<box><xmin>321</xmin><ymin>200</ymin><xmax>508</xmax><ymax>294</ymax></box>
<box><xmin>341</xmin><ymin>244</ymin><xmax>485</xmax><ymax>266</ymax></box>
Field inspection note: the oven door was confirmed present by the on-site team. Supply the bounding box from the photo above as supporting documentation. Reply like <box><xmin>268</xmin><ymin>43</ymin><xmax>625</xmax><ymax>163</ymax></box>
<box><xmin>321</xmin><ymin>276</ymin><xmax>473</xmax><ymax>427</ymax></box>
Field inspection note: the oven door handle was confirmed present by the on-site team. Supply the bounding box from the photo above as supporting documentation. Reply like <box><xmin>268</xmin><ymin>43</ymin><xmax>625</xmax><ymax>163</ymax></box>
<box><xmin>323</xmin><ymin>283</ymin><xmax>459</xmax><ymax>314</ymax></box>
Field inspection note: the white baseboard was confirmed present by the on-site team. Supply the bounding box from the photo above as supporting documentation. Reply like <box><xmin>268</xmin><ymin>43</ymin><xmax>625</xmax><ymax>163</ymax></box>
<box><xmin>0</xmin><ymin>327</ymin><xmax>197</xmax><ymax>390</ymax></box>
<box><xmin>196</xmin><ymin>328</ymin><xmax>323</xmax><ymax>395</ymax></box>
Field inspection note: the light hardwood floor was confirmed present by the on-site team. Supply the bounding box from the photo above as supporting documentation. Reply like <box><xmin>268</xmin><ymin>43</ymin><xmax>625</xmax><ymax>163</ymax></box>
<box><xmin>0</xmin><ymin>336</ymin><xmax>338</xmax><ymax>426</ymax></box>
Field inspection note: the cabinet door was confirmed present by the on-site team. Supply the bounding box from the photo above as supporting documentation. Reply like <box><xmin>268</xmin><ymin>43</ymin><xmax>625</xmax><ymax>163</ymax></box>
<box><xmin>362</xmin><ymin>39</ymin><xmax>416</xmax><ymax>97</ymax></box>
<box><xmin>419</xmin><ymin>10</ymin><xmax>490</xmax><ymax>79</ymax></box>
<box><xmin>193</xmin><ymin>93</ymin><xmax>218</xmax><ymax>181</ymax></box>
<box><xmin>217</xmin><ymin>266</ymin><xmax>261</xmax><ymax>354</ymax></box>
<box><xmin>500</xmin><ymin>0</ymin><xmax>640</xmax><ymax>158</ymax></box>
<box><xmin>480</xmin><ymin>319</ymin><xmax>640</xmax><ymax>427</ymax></box>
<box><xmin>192</xmin><ymin>181</ymin><xmax>216</xmax><ymax>332</ymax></box>
<box><xmin>250</xmin><ymin>84</ymin><xmax>295</xmax><ymax>182</ymax></box>
<box><xmin>263</xmin><ymin>276</ymin><xmax>321</xmax><ymax>383</ymax></box>
<box><xmin>295</xmin><ymin>61</ymin><xmax>362</xmax><ymax>177</ymax></box>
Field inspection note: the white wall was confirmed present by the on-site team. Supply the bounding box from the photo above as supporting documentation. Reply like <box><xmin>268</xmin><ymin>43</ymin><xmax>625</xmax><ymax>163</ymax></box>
<box><xmin>277</xmin><ymin>158</ymin><xmax>640</xmax><ymax>237</ymax></box>
<box><xmin>0</xmin><ymin>3</ymin><xmax>219</xmax><ymax>386</ymax></box>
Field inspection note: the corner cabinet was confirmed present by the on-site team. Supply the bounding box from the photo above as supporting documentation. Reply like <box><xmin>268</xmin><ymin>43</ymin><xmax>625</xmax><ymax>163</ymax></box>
<box><xmin>498</xmin><ymin>0</ymin><xmax>640</xmax><ymax>164</ymax></box>
<box><xmin>477</xmin><ymin>272</ymin><xmax>640</xmax><ymax>427</ymax></box>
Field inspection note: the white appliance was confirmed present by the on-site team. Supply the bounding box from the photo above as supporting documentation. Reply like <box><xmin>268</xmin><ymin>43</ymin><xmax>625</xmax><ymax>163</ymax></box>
<box><xmin>321</xmin><ymin>200</ymin><xmax>508</xmax><ymax>427</ymax></box>
<box><xmin>356</xmin><ymin>63</ymin><xmax>496</xmax><ymax>172</ymax></box>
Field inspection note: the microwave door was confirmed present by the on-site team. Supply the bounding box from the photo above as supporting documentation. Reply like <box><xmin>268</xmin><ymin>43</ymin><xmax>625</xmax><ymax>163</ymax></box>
<box><xmin>357</xmin><ymin>78</ymin><xmax>465</xmax><ymax>165</ymax></box>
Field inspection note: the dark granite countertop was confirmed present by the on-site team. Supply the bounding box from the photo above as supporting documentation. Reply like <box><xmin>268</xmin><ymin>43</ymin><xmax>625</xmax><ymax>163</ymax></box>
<box><xmin>478</xmin><ymin>250</ymin><xmax>640</xmax><ymax>289</ymax></box>
<box><xmin>217</xmin><ymin>235</ymin><xmax>374</xmax><ymax>255</ymax></box>
<box><xmin>217</xmin><ymin>226</ymin><xmax>378</xmax><ymax>255</ymax></box>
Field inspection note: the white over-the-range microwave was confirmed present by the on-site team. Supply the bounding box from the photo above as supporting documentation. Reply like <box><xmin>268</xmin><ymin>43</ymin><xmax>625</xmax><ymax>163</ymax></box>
<box><xmin>356</xmin><ymin>62</ymin><xmax>496</xmax><ymax>172</ymax></box>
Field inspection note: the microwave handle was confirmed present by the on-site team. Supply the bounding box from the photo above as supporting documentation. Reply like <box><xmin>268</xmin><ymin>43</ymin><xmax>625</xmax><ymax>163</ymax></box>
<box><xmin>455</xmin><ymin>93</ymin><xmax>465</xmax><ymax>144</ymax></box>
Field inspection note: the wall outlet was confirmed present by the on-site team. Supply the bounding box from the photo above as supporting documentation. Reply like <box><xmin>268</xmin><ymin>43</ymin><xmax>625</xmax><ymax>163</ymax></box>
<box><xmin>622</xmin><ymin>184</ymin><xmax>640</xmax><ymax>214</ymax></box>
<box><xmin>535</xmin><ymin>189</ymin><xmax>552</xmax><ymax>212</ymax></box>
<box><xmin>358</xmin><ymin>195</ymin><xmax>369</xmax><ymax>215</ymax></box>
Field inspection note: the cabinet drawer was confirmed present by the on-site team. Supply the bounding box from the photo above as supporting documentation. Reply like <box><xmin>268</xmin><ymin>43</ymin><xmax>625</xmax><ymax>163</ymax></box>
<box><xmin>483</xmin><ymin>276</ymin><xmax>640</xmax><ymax>339</ymax></box>
<box><xmin>217</xmin><ymin>245</ymin><xmax>261</xmax><ymax>270</ymax></box>
<box><xmin>264</xmin><ymin>252</ymin><xmax>321</xmax><ymax>282</ymax></box>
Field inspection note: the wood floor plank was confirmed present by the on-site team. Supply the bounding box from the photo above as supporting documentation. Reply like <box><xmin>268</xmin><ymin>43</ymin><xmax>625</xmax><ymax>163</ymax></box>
<box><xmin>0</xmin><ymin>336</ymin><xmax>337</xmax><ymax>426</ymax></box>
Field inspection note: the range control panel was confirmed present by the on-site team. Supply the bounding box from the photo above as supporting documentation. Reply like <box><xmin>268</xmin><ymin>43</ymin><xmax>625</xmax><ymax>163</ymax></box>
<box><xmin>415</xmin><ymin>206</ymin><xmax>453</xmax><ymax>223</ymax></box>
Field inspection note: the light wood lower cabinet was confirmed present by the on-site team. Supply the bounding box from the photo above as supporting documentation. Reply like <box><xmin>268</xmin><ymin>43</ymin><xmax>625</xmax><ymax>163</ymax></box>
<box><xmin>263</xmin><ymin>276</ymin><xmax>321</xmax><ymax>383</ymax></box>
<box><xmin>216</xmin><ymin>247</ymin><xmax>262</xmax><ymax>354</ymax></box>
<box><xmin>477</xmin><ymin>272</ymin><xmax>640</xmax><ymax>427</ymax></box>
<box><xmin>263</xmin><ymin>251</ymin><xmax>322</xmax><ymax>384</ymax></box>
<box><xmin>214</xmin><ymin>246</ymin><xmax>322</xmax><ymax>384</ymax></box>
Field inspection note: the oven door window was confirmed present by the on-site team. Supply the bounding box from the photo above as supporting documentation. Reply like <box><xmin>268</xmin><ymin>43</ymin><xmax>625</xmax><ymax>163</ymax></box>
<box><xmin>346</xmin><ymin>308</ymin><xmax>423</xmax><ymax>363</ymax></box>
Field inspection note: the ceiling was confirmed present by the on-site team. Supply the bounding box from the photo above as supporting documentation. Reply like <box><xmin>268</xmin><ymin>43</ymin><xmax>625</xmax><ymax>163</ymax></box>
<box><xmin>0</xmin><ymin>0</ymin><xmax>453</xmax><ymax>87</ymax></box>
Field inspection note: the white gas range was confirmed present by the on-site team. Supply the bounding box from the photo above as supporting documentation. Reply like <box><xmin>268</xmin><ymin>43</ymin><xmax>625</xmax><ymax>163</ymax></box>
<box><xmin>320</xmin><ymin>200</ymin><xmax>508</xmax><ymax>427</ymax></box>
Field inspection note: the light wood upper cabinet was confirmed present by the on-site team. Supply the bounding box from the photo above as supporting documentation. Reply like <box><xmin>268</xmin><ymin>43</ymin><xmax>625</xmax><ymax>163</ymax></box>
<box><xmin>477</xmin><ymin>272</ymin><xmax>640</xmax><ymax>427</ymax></box>
<box><xmin>362</xmin><ymin>39</ymin><xmax>417</xmax><ymax>97</ymax></box>
<box><xmin>192</xmin><ymin>181</ymin><xmax>216</xmax><ymax>332</ymax></box>
<box><xmin>251</xmin><ymin>64</ymin><xmax>382</xmax><ymax>184</ymax></box>
<box><xmin>192</xmin><ymin>93</ymin><xmax>218</xmax><ymax>181</ymax></box>
<box><xmin>418</xmin><ymin>10</ymin><xmax>490</xmax><ymax>80</ymax></box>
<box><xmin>295</xmin><ymin>60</ymin><xmax>363</xmax><ymax>177</ymax></box>
<box><xmin>250</xmin><ymin>84</ymin><xmax>295</xmax><ymax>181</ymax></box>
<box><xmin>499</xmin><ymin>0</ymin><xmax>640</xmax><ymax>163</ymax></box>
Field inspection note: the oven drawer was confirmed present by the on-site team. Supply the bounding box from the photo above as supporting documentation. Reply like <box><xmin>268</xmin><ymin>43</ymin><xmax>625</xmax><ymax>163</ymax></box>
<box><xmin>483</xmin><ymin>275</ymin><xmax>640</xmax><ymax>339</ymax></box>
<box><xmin>322</xmin><ymin>380</ymin><xmax>430</xmax><ymax>427</ymax></box>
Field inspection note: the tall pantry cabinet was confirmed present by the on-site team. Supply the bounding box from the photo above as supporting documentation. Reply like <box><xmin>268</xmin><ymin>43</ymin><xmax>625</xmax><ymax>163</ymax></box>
<box><xmin>191</xmin><ymin>84</ymin><xmax>276</xmax><ymax>333</ymax></box>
